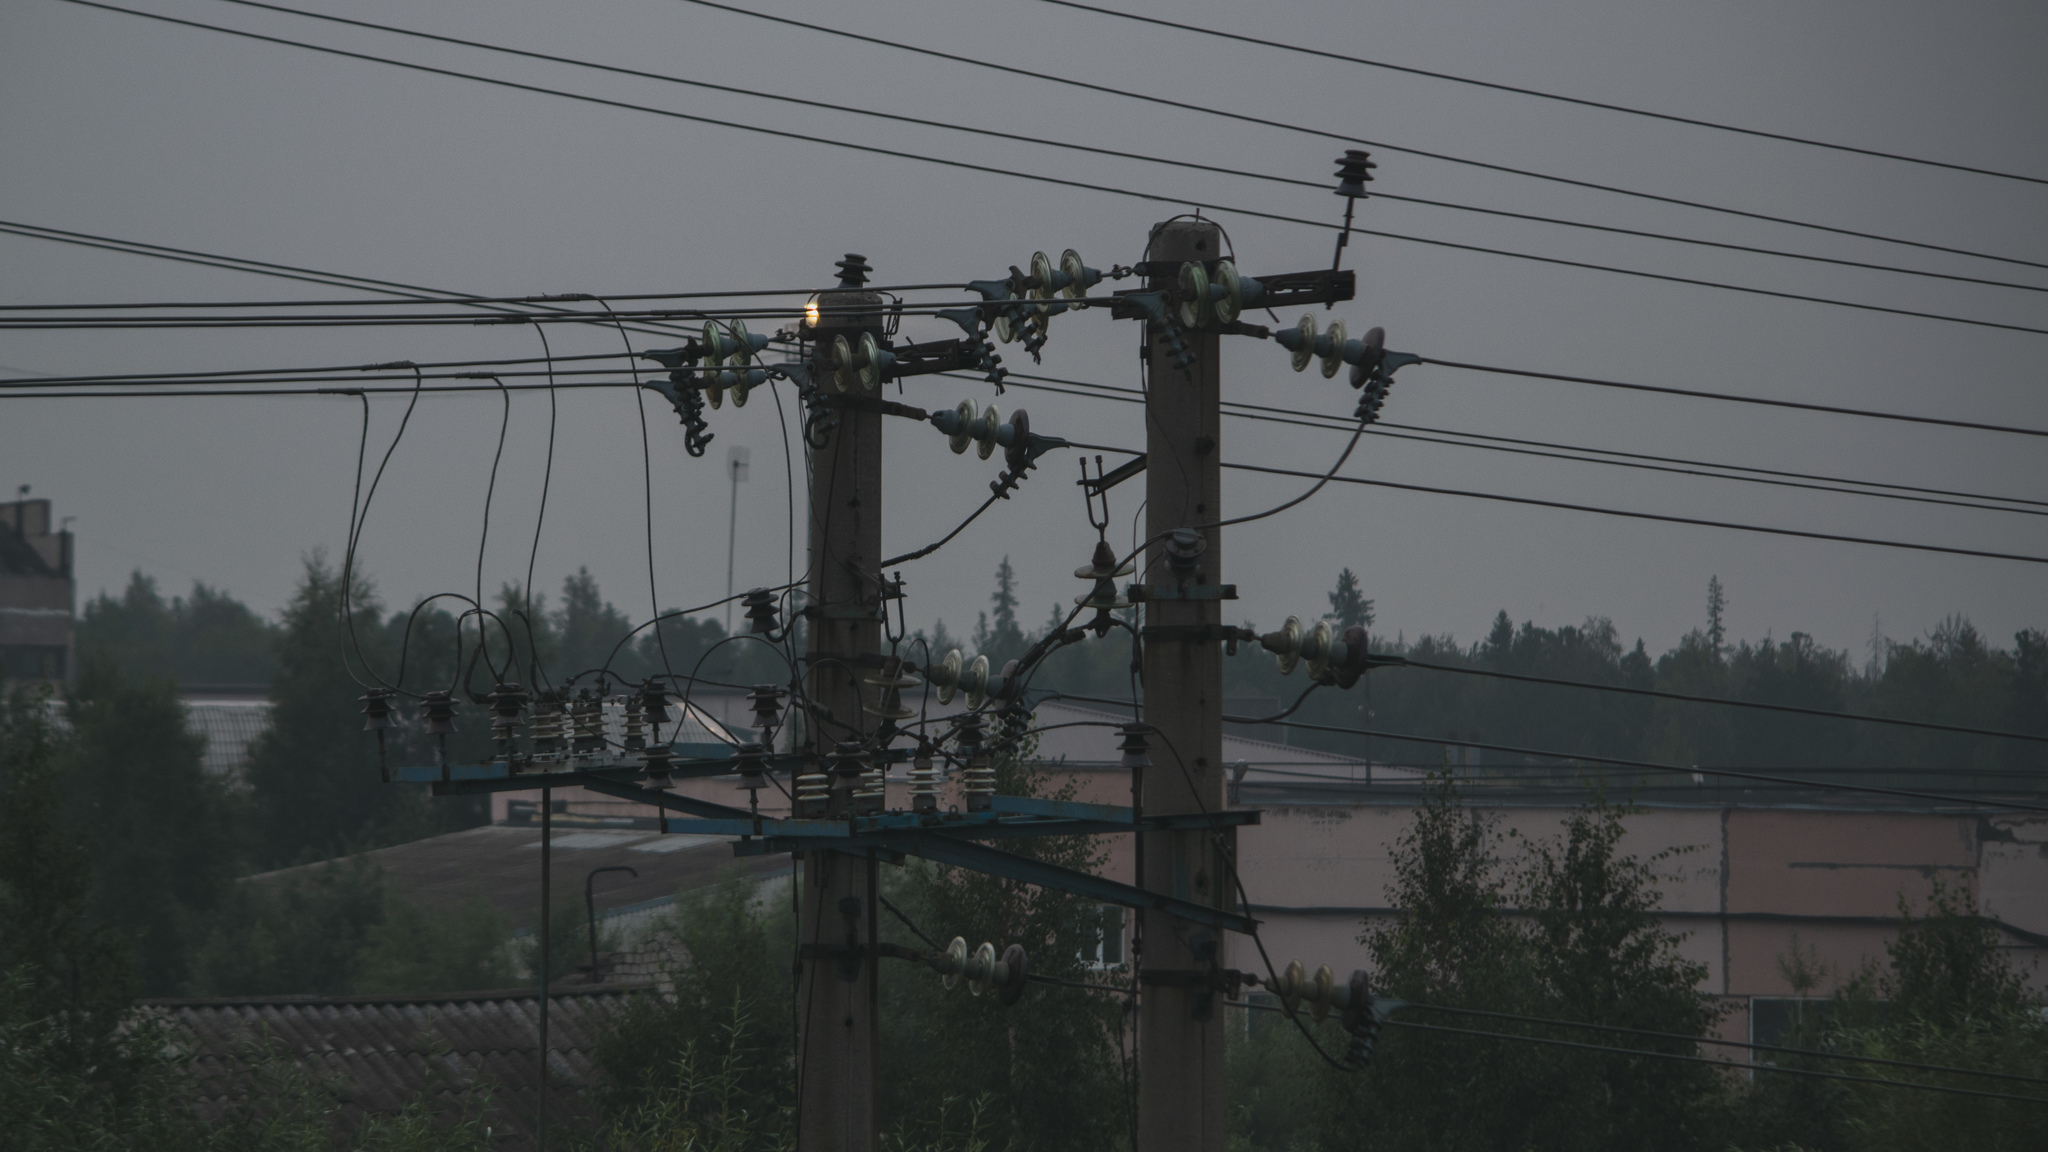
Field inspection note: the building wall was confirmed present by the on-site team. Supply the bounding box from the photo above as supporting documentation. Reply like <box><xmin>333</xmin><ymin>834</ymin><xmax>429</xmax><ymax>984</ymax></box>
<box><xmin>1238</xmin><ymin>800</ymin><xmax>2048</xmax><ymax>1026</ymax></box>
<box><xmin>464</xmin><ymin>711</ymin><xmax>2048</xmax><ymax>1028</ymax></box>
<box><xmin>0</xmin><ymin>497</ymin><xmax>74</xmax><ymax>681</ymax></box>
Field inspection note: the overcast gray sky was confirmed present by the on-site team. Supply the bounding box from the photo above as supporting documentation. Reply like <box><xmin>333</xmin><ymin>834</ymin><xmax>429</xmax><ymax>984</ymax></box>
<box><xmin>3</xmin><ymin>0</ymin><xmax>2044</xmax><ymax>662</ymax></box>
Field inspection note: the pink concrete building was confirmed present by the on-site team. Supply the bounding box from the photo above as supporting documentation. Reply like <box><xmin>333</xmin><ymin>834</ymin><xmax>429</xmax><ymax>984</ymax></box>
<box><xmin>484</xmin><ymin>693</ymin><xmax>2047</xmax><ymax>1047</ymax></box>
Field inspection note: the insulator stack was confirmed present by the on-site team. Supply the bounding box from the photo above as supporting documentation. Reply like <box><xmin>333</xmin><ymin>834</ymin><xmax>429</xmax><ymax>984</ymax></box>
<box><xmin>531</xmin><ymin>691</ymin><xmax>566</xmax><ymax>758</ymax></box>
<box><xmin>571</xmin><ymin>689</ymin><xmax>605</xmax><ymax>756</ymax></box>
<box><xmin>929</xmin><ymin>398</ymin><xmax>1010</xmax><ymax>461</ymax></box>
<box><xmin>741</xmin><ymin>587</ymin><xmax>781</xmax><ymax>635</ymax></box>
<box><xmin>359</xmin><ymin>688</ymin><xmax>395</xmax><ymax>732</ymax></box>
<box><xmin>620</xmin><ymin>691</ymin><xmax>646</xmax><ymax>752</ymax></box>
<box><xmin>1073</xmin><ymin>539</ymin><xmax>1134</xmax><ymax>627</ymax></box>
<box><xmin>926</xmin><ymin>936</ymin><xmax>1030</xmax><ymax>1005</ymax></box>
<box><xmin>907</xmin><ymin>748</ymin><xmax>941</xmax><ymax>813</ymax></box>
<box><xmin>794</xmin><ymin>761</ymin><xmax>831</xmax><ymax>818</ymax></box>
<box><xmin>1176</xmin><ymin>259</ymin><xmax>1267</xmax><ymax>330</ymax></box>
<box><xmin>827</xmin><ymin>741</ymin><xmax>869</xmax><ymax>813</ymax></box>
<box><xmin>951</xmin><ymin>713</ymin><xmax>994</xmax><ymax>810</ymax></box>
<box><xmin>923</xmin><ymin>648</ymin><xmax>993</xmax><ymax>708</ymax></box>
<box><xmin>1117</xmin><ymin>723</ymin><xmax>1152</xmax><ymax>771</ymax></box>
<box><xmin>854</xmin><ymin>763</ymin><xmax>887</xmax><ymax>815</ymax></box>
<box><xmin>1164</xmin><ymin>528</ymin><xmax>1206</xmax><ymax>582</ymax></box>
<box><xmin>960</xmin><ymin>752</ymin><xmax>995</xmax><ymax>812</ymax></box>
<box><xmin>733</xmin><ymin>742</ymin><xmax>769</xmax><ymax>797</ymax></box>
<box><xmin>1255</xmin><ymin>616</ymin><xmax>1372</xmax><ymax>688</ymax></box>
<box><xmin>1254</xmin><ymin>960</ymin><xmax>1384</xmax><ymax>1068</ymax></box>
<box><xmin>420</xmin><ymin>690</ymin><xmax>457</xmax><ymax>736</ymax></box>
<box><xmin>1333</xmin><ymin>150</ymin><xmax>1377</xmax><ymax>199</ymax></box>
<box><xmin>640</xmin><ymin>679</ymin><xmax>671</xmax><ymax>728</ymax></box>
<box><xmin>641</xmin><ymin>743</ymin><xmax>675</xmax><ymax>790</ymax></box>
<box><xmin>701</xmin><ymin>318</ymin><xmax>771</xmax><ymax>406</ymax></box>
<box><xmin>747</xmin><ymin>683</ymin><xmax>784</xmax><ymax>741</ymax></box>
<box><xmin>488</xmin><ymin>682</ymin><xmax>527</xmax><ymax>761</ymax></box>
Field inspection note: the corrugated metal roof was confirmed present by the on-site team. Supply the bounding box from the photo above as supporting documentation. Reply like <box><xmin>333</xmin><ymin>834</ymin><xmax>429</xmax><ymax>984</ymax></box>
<box><xmin>184</xmin><ymin>699</ymin><xmax>271</xmax><ymax>778</ymax></box>
<box><xmin>144</xmin><ymin>987</ymin><xmax>644</xmax><ymax>1149</ymax></box>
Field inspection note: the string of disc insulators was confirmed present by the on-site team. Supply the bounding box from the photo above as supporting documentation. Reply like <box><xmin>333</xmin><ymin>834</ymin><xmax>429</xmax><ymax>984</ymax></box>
<box><xmin>927</xmin><ymin>936</ymin><xmax>1032</xmax><ymax>1005</ymax></box>
<box><xmin>1270</xmin><ymin>315</ymin><xmax>1418</xmax><ymax>425</ymax></box>
<box><xmin>699</xmin><ymin>319</ymin><xmax>773</xmax><ymax>407</ymax></box>
<box><xmin>1251</xmin><ymin>959</ymin><xmax>1390</xmax><ymax>1068</ymax></box>
<box><xmin>1253</xmin><ymin>615</ymin><xmax>1372</xmax><ymax>689</ymax></box>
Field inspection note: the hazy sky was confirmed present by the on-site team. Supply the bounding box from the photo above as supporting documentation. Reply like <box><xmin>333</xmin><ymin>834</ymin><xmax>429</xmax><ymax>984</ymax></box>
<box><xmin>3</xmin><ymin>0</ymin><xmax>2044</xmax><ymax>664</ymax></box>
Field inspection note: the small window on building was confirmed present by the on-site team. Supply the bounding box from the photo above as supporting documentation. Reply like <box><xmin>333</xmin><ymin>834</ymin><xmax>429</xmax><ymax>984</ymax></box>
<box><xmin>0</xmin><ymin>645</ymin><xmax>66</xmax><ymax>681</ymax></box>
<box><xmin>1083</xmin><ymin>904</ymin><xmax>1126</xmax><ymax>969</ymax></box>
<box><xmin>1749</xmin><ymin>997</ymin><xmax>1842</xmax><ymax>1049</ymax></box>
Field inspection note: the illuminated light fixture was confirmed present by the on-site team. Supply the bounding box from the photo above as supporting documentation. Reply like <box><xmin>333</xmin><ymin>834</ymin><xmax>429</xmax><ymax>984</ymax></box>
<box><xmin>804</xmin><ymin>298</ymin><xmax>821</xmax><ymax>327</ymax></box>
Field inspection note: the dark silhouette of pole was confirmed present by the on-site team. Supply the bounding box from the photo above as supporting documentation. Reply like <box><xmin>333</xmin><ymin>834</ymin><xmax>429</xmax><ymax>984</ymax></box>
<box><xmin>538</xmin><ymin>786</ymin><xmax>551</xmax><ymax>1152</ymax></box>
<box><xmin>1138</xmin><ymin>217</ymin><xmax>1228</xmax><ymax>1152</ymax></box>
<box><xmin>795</xmin><ymin>254</ymin><xmax>885</xmax><ymax>1152</ymax></box>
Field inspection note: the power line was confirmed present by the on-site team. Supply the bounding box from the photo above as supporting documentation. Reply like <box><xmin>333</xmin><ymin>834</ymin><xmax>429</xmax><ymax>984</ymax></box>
<box><xmin>1384</xmin><ymin>655</ymin><xmax>2048</xmax><ymax>744</ymax></box>
<box><xmin>21</xmin><ymin>328</ymin><xmax>2043</xmax><ymax>521</ymax></box>
<box><xmin>59</xmin><ymin>0</ymin><xmax>2048</xmax><ymax>338</ymax></box>
<box><xmin>1222</xmin><ymin>460</ymin><xmax>2048</xmax><ymax>566</ymax></box>
<box><xmin>1235</xmin><ymin>762</ymin><xmax>2048</xmax><ymax>786</ymax></box>
<box><xmin>0</xmin><ymin>298</ymin><xmax>977</xmax><ymax>328</ymax></box>
<box><xmin>175</xmin><ymin>0</ymin><xmax>2048</xmax><ymax>298</ymax></box>
<box><xmin>993</xmin><ymin>371</ymin><xmax>2048</xmax><ymax>517</ymax></box>
<box><xmin>672</xmin><ymin>0</ymin><xmax>2048</xmax><ymax>274</ymax></box>
<box><xmin>0</xmin><ymin>283</ymin><xmax>961</xmax><ymax>310</ymax></box>
<box><xmin>1421</xmin><ymin>358</ymin><xmax>2048</xmax><ymax>439</ymax></box>
<box><xmin>1039</xmin><ymin>0</ymin><xmax>2048</xmax><ymax>188</ymax></box>
<box><xmin>0</xmin><ymin>381</ymin><xmax>645</xmax><ymax>399</ymax></box>
<box><xmin>0</xmin><ymin>352</ymin><xmax>637</xmax><ymax>385</ymax></box>
<box><xmin>0</xmin><ymin>220</ymin><xmax>705</xmax><ymax>343</ymax></box>
<box><xmin>1225</xmin><ymin>713</ymin><xmax>2048</xmax><ymax>814</ymax></box>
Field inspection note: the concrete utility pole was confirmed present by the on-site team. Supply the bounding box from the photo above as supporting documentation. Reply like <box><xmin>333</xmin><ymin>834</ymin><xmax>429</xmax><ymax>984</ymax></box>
<box><xmin>795</xmin><ymin>254</ymin><xmax>884</xmax><ymax>1152</ymax></box>
<box><xmin>1138</xmin><ymin>218</ymin><xmax>1229</xmax><ymax>1152</ymax></box>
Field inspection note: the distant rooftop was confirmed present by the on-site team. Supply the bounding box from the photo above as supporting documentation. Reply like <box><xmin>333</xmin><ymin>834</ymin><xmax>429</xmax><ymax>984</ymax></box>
<box><xmin>142</xmin><ymin>987</ymin><xmax>638</xmax><ymax>1150</ymax></box>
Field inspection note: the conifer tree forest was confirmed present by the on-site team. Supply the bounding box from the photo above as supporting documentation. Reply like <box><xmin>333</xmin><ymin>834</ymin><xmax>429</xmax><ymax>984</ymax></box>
<box><xmin>0</xmin><ymin>554</ymin><xmax>2041</xmax><ymax>1148</ymax></box>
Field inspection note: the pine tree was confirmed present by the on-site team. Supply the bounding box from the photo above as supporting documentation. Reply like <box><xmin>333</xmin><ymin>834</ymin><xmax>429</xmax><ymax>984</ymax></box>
<box><xmin>975</xmin><ymin>556</ymin><xmax>1027</xmax><ymax>663</ymax></box>
<box><xmin>1327</xmin><ymin>567</ymin><xmax>1375</xmax><ymax>629</ymax></box>
<box><xmin>1706</xmin><ymin>575</ymin><xmax>1728</xmax><ymax>654</ymax></box>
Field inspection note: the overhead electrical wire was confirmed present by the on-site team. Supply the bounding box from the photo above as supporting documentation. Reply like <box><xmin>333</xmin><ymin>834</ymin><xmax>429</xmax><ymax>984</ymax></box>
<box><xmin>1039</xmin><ymin>0</ymin><xmax>2048</xmax><ymax>188</ymax></box>
<box><xmin>0</xmin><ymin>381</ymin><xmax>645</xmax><ymax>399</ymax></box>
<box><xmin>0</xmin><ymin>281</ymin><xmax>965</xmax><ymax>310</ymax></box>
<box><xmin>1221</xmin><ymin>460</ymin><xmax>2048</xmax><ymax>566</ymax></box>
<box><xmin>1046</xmin><ymin>690</ymin><xmax>2048</xmax><ymax>811</ymax></box>
<box><xmin>0</xmin><ymin>219</ymin><xmax>707</xmax><ymax>343</ymax></box>
<box><xmin>1380</xmin><ymin>655</ymin><xmax>2048</xmax><ymax>744</ymax></box>
<box><xmin>55</xmin><ymin>0</ymin><xmax>2048</xmax><ymax>338</ymax></box>
<box><xmin>158</xmin><ymin>0</ymin><xmax>2048</xmax><ymax>298</ymax></box>
<box><xmin>988</xmin><ymin>372</ymin><xmax>2048</xmax><ymax>516</ymax></box>
<box><xmin>20</xmin><ymin>374</ymin><xmax>2042</xmax><ymax>568</ymax></box>
<box><xmin>1420</xmin><ymin>357</ymin><xmax>2048</xmax><ymax>439</ymax></box>
<box><xmin>669</xmin><ymin>0</ymin><xmax>2048</xmax><ymax>274</ymax></box>
<box><xmin>1223</xmin><ymin>713</ymin><xmax>2048</xmax><ymax>814</ymax></box>
<box><xmin>0</xmin><ymin>351</ymin><xmax>640</xmax><ymax>385</ymax></box>
<box><xmin>1234</xmin><ymin>762</ymin><xmax>2048</xmax><ymax>787</ymax></box>
<box><xmin>16</xmin><ymin>346</ymin><xmax>2040</xmax><ymax>518</ymax></box>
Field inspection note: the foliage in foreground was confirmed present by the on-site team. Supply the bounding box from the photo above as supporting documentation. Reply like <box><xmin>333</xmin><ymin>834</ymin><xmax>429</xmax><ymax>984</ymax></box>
<box><xmin>1225</xmin><ymin>776</ymin><xmax>2048</xmax><ymax>1152</ymax></box>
